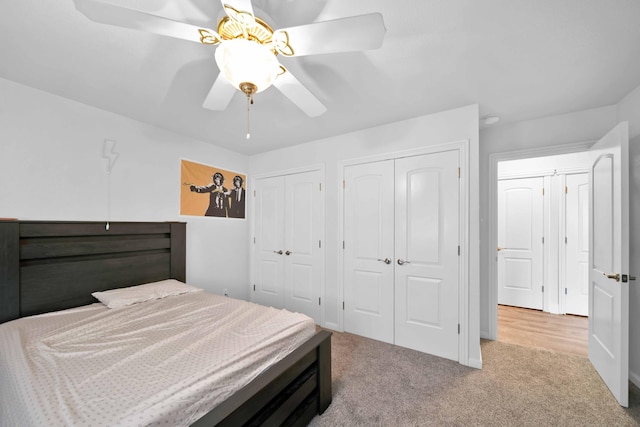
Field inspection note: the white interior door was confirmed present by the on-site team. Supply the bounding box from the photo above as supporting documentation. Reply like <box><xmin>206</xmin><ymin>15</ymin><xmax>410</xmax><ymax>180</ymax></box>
<box><xmin>588</xmin><ymin>122</ymin><xmax>630</xmax><ymax>407</ymax></box>
<box><xmin>253</xmin><ymin>176</ymin><xmax>285</xmax><ymax>308</ymax></box>
<box><xmin>394</xmin><ymin>151</ymin><xmax>460</xmax><ymax>361</ymax></box>
<box><xmin>564</xmin><ymin>173</ymin><xmax>589</xmax><ymax>316</ymax></box>
<box><xmin>284</xmin><ymin>170</ymin><xmax>322</xmax><ymax>323</ymax></box>
<box><xmin>497</xmin><ymin>177</ymin><xmax>544</xmax><ymax>309</ymax></box>
<box><xmin>343</xmin><ymin>160</ymin><xmax>395</xmax><ymax>343</ymax></box>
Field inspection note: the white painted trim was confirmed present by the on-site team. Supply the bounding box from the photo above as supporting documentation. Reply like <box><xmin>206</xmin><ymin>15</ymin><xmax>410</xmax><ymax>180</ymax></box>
<box><xmin>458</xmin><ymin>141</ymin><xmax>471</xmax><ymax>367</ymax></box>
<box><xmin>323</xmin><ymin>322</ymin><xmax>340</xmax><ymax>332</ymax></box>
<box><xmin>338</xmin><ymin>139</ymin><xmax>472</xmax><ymax>367</ymax></box>
<box><xmin>336</xmin><ymin>164</ymin><xmax>346</xmax><ymax>332</ymax></box>
<box><xmin>252</xmin><ymin>163</ymin><xmax>325</xmax><ymax>180</ymax></box>
<box><xmin>559</xmin><ymin>173</ymin><xmax>568</xmax><ymax>315</ymax></box>
<box><xmin>467</xmin><ymin>357</ymin><xmax>483</xmax><ymax>370</ymax></box>
<box><xmin>631</xmin><ymin>370</ymin><xmax>640</xmax><ymax>389</ymax></box>
<box><xmin>487</xmin><ymin>140</ymin><xmax>595</xmax><ymax>340</ymax></box>
<box><xmin>543</xmin><ymin>175</ymin><xmax>552</xmax><ymax>313</ymax></box>
<box><xmin>498</xmin><ymin>166</ymin><xmax>589</xmax><ymax>180</ymax></box>
<box><xmin>342</xmin><ymin>141</ymin><xmax>468</xmax><ymax>167</ymax></box>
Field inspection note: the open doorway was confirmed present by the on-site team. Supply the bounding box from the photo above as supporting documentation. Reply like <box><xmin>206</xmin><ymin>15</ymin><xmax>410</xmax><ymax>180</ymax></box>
<box><xmin>492</xmin><ymin>149</ymin><xmax>590</xmax><ymax>356</ymax></box>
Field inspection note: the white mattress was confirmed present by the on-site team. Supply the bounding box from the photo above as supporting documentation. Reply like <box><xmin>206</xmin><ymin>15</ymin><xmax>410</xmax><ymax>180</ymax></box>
<box><xmin>0</xmin><ymin>291</ymin><xmax>316</xmax><ymax>426</ymax></box>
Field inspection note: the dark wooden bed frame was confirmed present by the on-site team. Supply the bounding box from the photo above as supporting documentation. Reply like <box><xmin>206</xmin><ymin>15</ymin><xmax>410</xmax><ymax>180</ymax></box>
<box><xmin>0</xmin><ymin>220</ymin><xmax>331</xmax><ymax>426</ymax></box>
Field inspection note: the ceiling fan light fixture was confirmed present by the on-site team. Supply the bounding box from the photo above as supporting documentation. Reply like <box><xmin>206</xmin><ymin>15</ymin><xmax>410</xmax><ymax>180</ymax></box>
<box><xmin>215</xmin><ymin>38</ymin><xmax>279</xmax><ymax>94</ymax></box>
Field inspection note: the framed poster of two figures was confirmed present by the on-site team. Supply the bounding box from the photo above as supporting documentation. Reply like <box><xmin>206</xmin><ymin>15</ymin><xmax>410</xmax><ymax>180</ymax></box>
<box><xmin>180</xmin><ymin>159</ymin><xmax>246</xmax><ymax>219</ymax></box>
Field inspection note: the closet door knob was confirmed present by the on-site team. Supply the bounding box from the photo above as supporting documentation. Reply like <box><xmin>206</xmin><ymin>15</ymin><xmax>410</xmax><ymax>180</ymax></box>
<box><xmin>603</xmin><ymin>272</ymin><xmax>620</xmax><ymax>282</ymax></box>
<box><xmin>285</xmin><ymin>250</ymin><xmax>292</xmax><ymax>256</ymax></box>
<box><xmin>377</xmin><ymin>258</ymin><xmax>391</xmax><ymax>264</ymax></box>
<box><xmin>397</xmin><ymin>259</ymin><xmax>410</xmax><ymax>265</ymax></box>
<box><xmin>273</xmin><ymin>250</ymin><xmax>283</xmax><ymax>255</ymax></box>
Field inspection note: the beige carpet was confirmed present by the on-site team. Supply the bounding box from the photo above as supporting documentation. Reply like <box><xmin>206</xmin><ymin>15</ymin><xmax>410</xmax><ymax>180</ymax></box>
<box><xmin>309</xmin><ymin>331</ymin><xmax>640</xmax><ymax>426</ymax></box>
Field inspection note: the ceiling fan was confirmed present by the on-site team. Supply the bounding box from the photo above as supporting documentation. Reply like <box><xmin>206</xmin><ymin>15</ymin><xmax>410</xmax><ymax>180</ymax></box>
<box><xmin>74</xmin><ymin>0</ymin><xmax>386</xmax><ymax>123</ymax></box>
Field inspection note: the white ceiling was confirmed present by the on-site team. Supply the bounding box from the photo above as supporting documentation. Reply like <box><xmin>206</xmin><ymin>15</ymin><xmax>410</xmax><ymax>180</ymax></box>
<box><xmin>2</xmin><ymin>0</ymin><xmax>640</xmax><ymax>155</ymax></box>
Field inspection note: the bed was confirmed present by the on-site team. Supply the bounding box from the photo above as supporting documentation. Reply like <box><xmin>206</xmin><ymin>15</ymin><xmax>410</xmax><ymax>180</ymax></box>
<box><xmin>0</xmin><ymin>220</ymin><xmax>331</xmax><ymax>426</ymax></box>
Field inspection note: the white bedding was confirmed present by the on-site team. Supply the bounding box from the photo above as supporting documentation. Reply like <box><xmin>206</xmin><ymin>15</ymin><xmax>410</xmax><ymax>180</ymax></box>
<box><xmin>0</xmin><ymin>291</ymin><xmax>316</xmax><ymax>426</ymax></box>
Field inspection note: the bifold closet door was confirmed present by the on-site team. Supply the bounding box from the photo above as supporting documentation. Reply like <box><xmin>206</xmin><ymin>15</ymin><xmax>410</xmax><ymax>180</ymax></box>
<box><xmin>253</xmin><ymin>171</ymin><xmax>323</xmax><ymax>323</ymax></box>
<box><xmin>343</xmin><ymin>160</ymin><xmax>395</xmax><ymax>344</ymax></box>
<box><xmin>394</xmin><ymin>151</ymin><xmax>460</xmax><ymax>361</ymax></box>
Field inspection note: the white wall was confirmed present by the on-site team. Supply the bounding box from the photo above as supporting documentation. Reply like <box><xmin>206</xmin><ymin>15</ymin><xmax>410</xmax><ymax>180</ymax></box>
<box><xmin>616</xmin><ymin>83</ymin><xmax>640</xmax><ymax>386</ymax></box>
<box><xmin>0</xmin><ymin>78</ymin><xmax>251</xmax><ymax>299</ymax></box>
<box><xmin>250</xmin><ymin>104</ymin><xmax>482</xmax><ymax>367</ymax></box>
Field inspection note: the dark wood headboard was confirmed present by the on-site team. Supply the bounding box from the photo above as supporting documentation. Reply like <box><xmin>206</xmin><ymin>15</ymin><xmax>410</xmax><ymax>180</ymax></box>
<box><xmin>0</xmin><ymin>220</ymin><xmax>186</xmax><ymax>323</ymax></box>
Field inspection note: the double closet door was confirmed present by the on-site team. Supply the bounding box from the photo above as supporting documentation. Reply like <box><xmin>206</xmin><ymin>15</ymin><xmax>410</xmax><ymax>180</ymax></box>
<box><xmin>343</xmin><ymin>150</ymin><xmax>460</xmax><ymax>361</ymax></box>
<box><xmin>252</xmin><ymin>170</ymin><xmax>323</xmax><ymax>323</ymax></box>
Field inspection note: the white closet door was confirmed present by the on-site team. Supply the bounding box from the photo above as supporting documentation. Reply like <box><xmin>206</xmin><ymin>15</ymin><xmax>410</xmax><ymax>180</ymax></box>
<box><xmin>343</xmin><ymin>160</ymin><xmax>395</xmax><ymax>344</ymax></box>
<box><xmin>284</xmin><ymin>170</ymin><xmax>322</xmax><ymax>323</ymax></box>
<box><xmin>394</xmin><ymin>151</ymin><xmax>460</xmax><ymax>361</ymax></box>
<box><xmin>253</xmin><ymin>176</ymin><xmax>285</xmax><ymax>308</ymax></box>
<box><xmin>564</xmin><ymin>173</ymin><xmax>589</xmax><ymax>316</ymax></box>
<box><xmin>497</xmin><ymin>177</ymin><xmax>544</xmax><ymax>310</ymax></box>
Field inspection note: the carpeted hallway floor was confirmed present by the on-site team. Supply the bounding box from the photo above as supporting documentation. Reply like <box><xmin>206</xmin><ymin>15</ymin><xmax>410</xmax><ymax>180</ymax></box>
<box><xmin>309</xmin><ymin>330</ymin><xmax>640</xmax><ymax>426</ymax></box>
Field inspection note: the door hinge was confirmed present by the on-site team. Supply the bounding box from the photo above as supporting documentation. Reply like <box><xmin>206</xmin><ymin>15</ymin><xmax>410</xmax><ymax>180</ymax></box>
<box><xmin>253</xmin><ymin>237</ymin><xmax>256</xmax><ymax>244</ymax></box>
<box><xmin>342</xmin><ymin>180</ymin><xmax>345</xmax><ymax>189</ymax></box>
<box><xmin>253</xmin><ymin>190</ymin><xmax>256</xmax><ymax>197</ymax></box>
<box><xmin>565</xmin><ymin>185</ymin><xmax>568</xmax><ymax>194</ymax></box>
<box><xmin>319</xmin><ymin>183</ymin><xmax>322</xmax><ymax>191</ymax></box>
<box><xmin>542</xmin><ymin>188</ymin><xmax>544</xmax><ymax>195</ymax></box>
<box><xmin>542</xmin><ymin>237</ymin><xmax>544</xmax><ymax>244</ymax></box>
<box><xmin>565</xmin><ymin>288</ymin><xmax>568</xmax><ymax>295</ymax></box>
<box><xmin>458</xmin><ymin>245</ymin><xmax>460</xmax><ymax>256</ymax></box>
<box><xmin>458</xmin><ymin>167</ymin><xmax>461</xmax><ymax>178</ymax></box>
<box><xmin>542</xmin><ymin>285</ymin><xmax>544</xmax><ymax>293</ymax></box>
<box><xmin>342</xmin><ymin>301</ymin><xmax>345</xmax><ymax>310</ymax></box>
<box><xmin>253</xmin><ymin>284</ymin><xmax>256</xmax><ymax>291</ymax></box>
<box><xmin>342</xmin><ymin>241</ymin><xmax>345</xmax><ymax>249</ymax></box>
<box><xmin>319</xmin><ymin>297</ymin><xmax>321</xmax><ymax>306</ymax></box>
<box><xmin>319</xmin><ymin>240</ymin><xmax>322</xmax><ymax>248</ymax></box>
<box><xmin>458</xmin><ymin>324</ymin><xmax>460</xmax><ymax>334</ymax></box>
<box><xmin>565</xmin><ymin>236</ymin><xmax>567</xmax><ymax>244</ymax></box>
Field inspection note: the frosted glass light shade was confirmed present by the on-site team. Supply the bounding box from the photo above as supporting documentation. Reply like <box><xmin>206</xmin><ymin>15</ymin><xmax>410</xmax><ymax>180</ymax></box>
<box><xmin>215</xmin><ymin>39</ymin><xmax>280</xmax><ymax>93</ymax></box>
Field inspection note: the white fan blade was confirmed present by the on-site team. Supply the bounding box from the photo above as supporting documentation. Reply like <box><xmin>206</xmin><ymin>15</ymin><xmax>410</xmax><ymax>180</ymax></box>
<box><xmin>74</xmin><ymin>0</ymin><xmax>218</xmax><ymax>44</ymax></box>
<box><xmin>220</xmin><ymin>0</ymin><xmax>255</xmax><ymax>26</ymax></box>
<box><xmin>202</xmin><ymin>72</ymin><xmax>236</xmax><ymax>110</ymax></box>
<box><xmin>272</xmin><ymin>67</ymin><xmax>326</xmax><ymax>117</ymax></box>
<box><xmin>274</xmin><ymin>13</ymin><xmax>385</xmax><ymax>57</ymax></box>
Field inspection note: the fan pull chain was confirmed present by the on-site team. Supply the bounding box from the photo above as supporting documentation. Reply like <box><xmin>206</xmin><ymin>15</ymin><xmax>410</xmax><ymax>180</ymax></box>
<box><xmin>246</xmin><ymin>93</ymin><xmax>253</xmax><ymax>140</ymax></box>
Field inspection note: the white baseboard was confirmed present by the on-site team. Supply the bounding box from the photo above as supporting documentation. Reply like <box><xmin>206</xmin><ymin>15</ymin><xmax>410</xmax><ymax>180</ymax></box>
<box><xmin>630</xmin><ymin>370</ymin><xmax>640</xmax><ymax>389</ymax></box>
<box><xmin>467</xmin><ymin>357</ymin><xmax>483</xmax><ymax>370</ymax></box>
<box><xmin>322</xmin><ymin>321</ymin><xmax>340</xmax><ymax>332</ymax></box>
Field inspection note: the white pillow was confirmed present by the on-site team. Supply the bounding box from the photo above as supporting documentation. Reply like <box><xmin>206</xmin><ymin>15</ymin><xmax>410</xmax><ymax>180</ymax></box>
<box><xmin>92</xmin><ymin>279</ymin><xmax>202</xmax><ymax>309</ymax></box>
